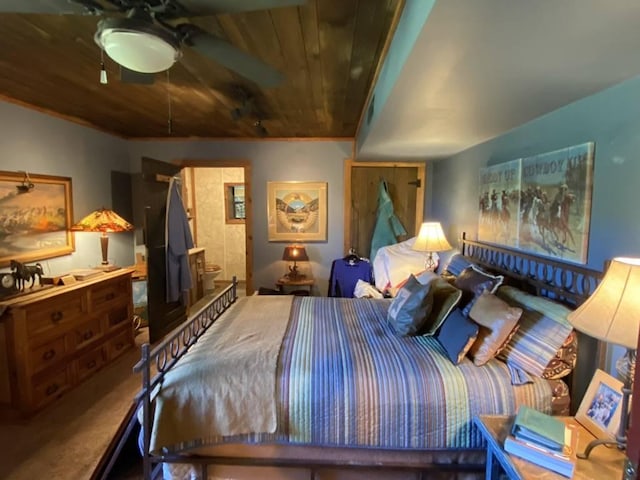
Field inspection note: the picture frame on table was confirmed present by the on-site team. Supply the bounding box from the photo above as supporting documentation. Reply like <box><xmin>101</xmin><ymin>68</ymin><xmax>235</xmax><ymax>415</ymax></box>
<box><xmin>267</xmin><ymin>181</ymin><xmax>327</xmax><ymax>242</ymax></box>
<box><xmin>0</xmin><ymin>171</ymin><xmax>74</xmax><ymax>267</ymax></box>
<box><xmin>576</xmin><ymin>368</ymin><xmax>625</xmax><ymax>439</ymax></box>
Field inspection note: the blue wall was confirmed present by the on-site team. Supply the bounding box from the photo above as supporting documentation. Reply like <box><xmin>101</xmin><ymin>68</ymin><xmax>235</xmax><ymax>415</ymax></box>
<box><xmin>126</xmin><ymin>140</ymin><xmax>352</xmax><ymax>293</ymax></box>
<box><xmin>431</xmin><ymin>75</ymin><xmax>640</xmax><ymax>272</ymax></box>
<box><xmin>0</xmin><ymin>101</ymin><xmax>133</xmax><ymax>274</ymax></box>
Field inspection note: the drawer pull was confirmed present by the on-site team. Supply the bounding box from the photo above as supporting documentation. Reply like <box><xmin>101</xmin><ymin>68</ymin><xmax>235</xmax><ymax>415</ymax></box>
<box><xmin>45</xmin><ymin>384</ymin><xmax>59</xmax><ymax>396</ymax></box>
<box><xmin>86</xmin><ymin>360</ymin><xmax>97</xmax><ymax>369</ymax></box>
<box><xmin>50</xmin><ymin>311</ymin><xmax>63</xmax><ymax>323</ymax></box>
<box><xmin>106</xmin><ymin>293</ymin><xmax>115</xmax><ymax>301</ymax></box>
<box><xmin>42</xmin><ymin>349</ymin><xmax>56</xmax><ymax>361</ymax></box>
<box><xmin>82</xmin><ymin>330</ymin><xmax>94</xmax><ymax>341</ymax></box>
<box><xmin>115</xmin><ymin>342</ymin><xmax>124</xmax><ymax>351</ymax></box>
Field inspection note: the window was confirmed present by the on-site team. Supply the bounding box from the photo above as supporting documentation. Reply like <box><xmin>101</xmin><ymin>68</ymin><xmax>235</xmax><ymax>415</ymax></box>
<box><xmin>225</xmin><ymin>183</ymin><xmax>245</xmax><ymax>224</ymax></box>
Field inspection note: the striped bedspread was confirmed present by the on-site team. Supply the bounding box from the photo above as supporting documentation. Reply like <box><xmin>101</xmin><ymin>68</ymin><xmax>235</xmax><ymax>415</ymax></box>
<box><xmin>159</xmin><ymin>296</ymin><xmax>555</xmax><ymax>453</ymax></box>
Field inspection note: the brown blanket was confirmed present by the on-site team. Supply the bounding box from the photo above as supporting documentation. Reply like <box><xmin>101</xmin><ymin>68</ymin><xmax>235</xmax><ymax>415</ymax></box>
<box><xmin>150</xmin><ymin>295</ymin><xmax>293</xmax><ymax>453</ymax></box>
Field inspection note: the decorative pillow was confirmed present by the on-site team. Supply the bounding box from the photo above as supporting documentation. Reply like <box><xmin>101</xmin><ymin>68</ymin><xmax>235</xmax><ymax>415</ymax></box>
<box><xmin>468</xmin><ymin>292</ymin><xmax>522</xmax><ymax>366</ymax></box>
<box><xmin>542</xmin><ymin>331</ymin><xmax>578</xmax><ymax>379</ymax></box>
<box><xmin>436</xmin><ymin>308</ymin><xmax>479</xmax><ymax>365</ymax></box>
<box><xmin>386</xmin><ymin>274</ymin><xmax>434</xmax><ymax>336</ymax></box>
<box><xmin>418</xmin><ymin>276</ymin><xmax>462</xmax><ymax>336</ymax></box>
<box><xmin>442</xmin><ymin>252</ymin><xmax>474</xmax><ymax>277</ymax></box>
<box><xmin>454</xmin><ymin>265</ymin><xmax>504</xmax><ymax>308</ymax></box>
<box><xmin>496</xmin><ymin>285</ymin><xmax>575</xmax><ymax>378</ymax></box>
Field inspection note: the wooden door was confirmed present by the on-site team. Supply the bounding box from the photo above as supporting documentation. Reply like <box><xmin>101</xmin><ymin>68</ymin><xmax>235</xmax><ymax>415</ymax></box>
<box><xmin>141</xmin><ymin>157</ymin><xmax>187</xmax><ymax>343</ymax></box>
<box><xmin>344</xmin><ymin>161</ymin><xmax>425</xmax><ymax>259</ymax></box>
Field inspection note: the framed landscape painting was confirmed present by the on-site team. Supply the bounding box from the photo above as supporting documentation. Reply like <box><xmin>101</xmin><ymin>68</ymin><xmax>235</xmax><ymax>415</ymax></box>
<box><xmin>0</xmin><ymin>172</ymin><xmax>74</xmax><ymax>267</ymax></box>
<box><xmin>267</xmin><ymin>181</ymin><xmax>327</xmax><ymax>241</ymax></box>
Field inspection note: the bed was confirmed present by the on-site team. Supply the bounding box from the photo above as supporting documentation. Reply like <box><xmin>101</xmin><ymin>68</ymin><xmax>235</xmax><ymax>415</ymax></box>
<box><xmin>132</xmin><ymin>236</ymin><xmax>603</xmax><ymax>480</ymax></box>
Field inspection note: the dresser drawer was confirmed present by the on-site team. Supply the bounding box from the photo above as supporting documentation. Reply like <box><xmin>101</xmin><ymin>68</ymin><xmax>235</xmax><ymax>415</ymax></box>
<box><xmin>26</xmin><ymin>291</ymin><xmax>84</xmax><ymax>338</ymax></box>
<box><xmin>90</xmin><ymin>278</ymin><xmax>131</xmax><ymax>312</ymax></box>
<box><xmin>105</xmin><ymin>303</ymin><xmax>131</xmax><ymax>331</ymax></box>
<box><xmin>32</xmin><ymin>367</ymin><xmax>71</xmax><ymax>409</ymax></box>
<box><xmin>76</xmin><ymin>347</ymin><xmax>106</xmax><ymax>381</ymax></box>
<box><xmin>107</xmin><ymin>330</ymin><xmax>133</xmax><ymax>361</ymax></box>
<box><xmin>70</xmin><ymin>317</ymin><xmax>102</xmax><ymax>351</ymax></box>
<box><xmin>29</xmin><ymin>336</ymin><xmax>66</xmax><ymax>374</ymax></box>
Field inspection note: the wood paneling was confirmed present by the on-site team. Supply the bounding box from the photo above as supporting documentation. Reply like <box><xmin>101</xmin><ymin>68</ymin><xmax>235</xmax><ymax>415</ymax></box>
<box><xmin>0</xmin><ymin>1</ymin><xmax>403</xmax><ymax>138</ymax></box>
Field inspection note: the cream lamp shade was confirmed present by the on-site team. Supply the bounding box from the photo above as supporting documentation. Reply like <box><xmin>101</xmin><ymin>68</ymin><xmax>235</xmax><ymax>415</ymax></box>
<box><xmin>411</xmin><ymin>222</ymin><xmax>452</xmax><ymax>271</ymax></box>
<box><xmin>567</xmin><ymin>257</ymin><xmax>640</xmax><ymax>349</ymax></box>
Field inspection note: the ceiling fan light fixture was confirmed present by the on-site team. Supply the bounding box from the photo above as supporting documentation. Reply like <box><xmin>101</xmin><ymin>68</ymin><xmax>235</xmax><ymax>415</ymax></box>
<box><xmin>95</xmin><ymin>18</ymin><xmax>181</xmax><ymax>74</ymax></box>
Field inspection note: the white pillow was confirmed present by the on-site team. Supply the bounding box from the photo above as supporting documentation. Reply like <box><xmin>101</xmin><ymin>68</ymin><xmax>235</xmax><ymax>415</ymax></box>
<box><xmin>372</xmin><ymin>237</ymin><xmax>439</xmax><ymax>291</ymax></box>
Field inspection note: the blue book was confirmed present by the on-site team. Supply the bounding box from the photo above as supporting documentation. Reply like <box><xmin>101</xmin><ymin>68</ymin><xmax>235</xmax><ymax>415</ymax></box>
<box><xmin>511</xmin><ymin>405</ymin><xmax>566</xmax><ymax>452</ymax></box>
<box><xmin>504</xmin><ymin>426</ymin><xmax>577</xmax><ymax>478</ymax></box>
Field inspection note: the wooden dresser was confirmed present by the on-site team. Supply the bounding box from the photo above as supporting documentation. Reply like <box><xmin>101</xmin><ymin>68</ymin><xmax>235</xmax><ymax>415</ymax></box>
<box><xmin>0</xmin><ymin>269</ymin><xmax>135</xmax><ymax>416</ymax></box>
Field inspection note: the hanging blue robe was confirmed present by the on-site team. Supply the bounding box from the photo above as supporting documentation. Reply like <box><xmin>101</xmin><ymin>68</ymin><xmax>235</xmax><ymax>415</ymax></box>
<box><xmin>370</xmin><ymin>180</ymin><xmax>407</xmax><ymax>262</ymax></box>
<box><xmin>165</xmin><ymin>177</ymin><xmax>194</xmax><ymax>303</ymax></box>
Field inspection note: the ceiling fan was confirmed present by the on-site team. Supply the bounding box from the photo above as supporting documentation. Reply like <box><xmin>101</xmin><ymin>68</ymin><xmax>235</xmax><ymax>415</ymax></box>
<box><xmin>0</xmin><ymin>0</ymin><xmax>306</xmax><ymax>88</ymax></box>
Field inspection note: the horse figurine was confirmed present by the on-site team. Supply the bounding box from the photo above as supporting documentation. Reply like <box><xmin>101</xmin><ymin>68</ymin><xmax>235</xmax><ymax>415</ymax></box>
<box><xmin>9</xmin><ymin>260</ymin><xmax>44</xmax><ymax>291</ymax></box>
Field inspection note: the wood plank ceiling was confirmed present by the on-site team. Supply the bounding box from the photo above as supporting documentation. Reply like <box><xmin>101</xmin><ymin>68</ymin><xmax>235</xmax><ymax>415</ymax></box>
<box><xmin>0</xmin><ymin>1</ymin><xmax>403</xmax><ymax>139</ymax></box>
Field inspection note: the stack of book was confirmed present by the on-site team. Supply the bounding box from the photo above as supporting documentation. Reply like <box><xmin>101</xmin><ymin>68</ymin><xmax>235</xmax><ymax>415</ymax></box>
<box><xmin>504</xmin><ymin>405</ymin><xmax>577</xmax><ymax>478</ymax></box>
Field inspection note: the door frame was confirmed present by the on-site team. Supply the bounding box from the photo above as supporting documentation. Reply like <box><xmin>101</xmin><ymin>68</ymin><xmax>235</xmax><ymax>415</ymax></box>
<box><xmin>343</xmin><ymin>160</ymin><xmax>425</xmax><ymax>255</ymax></box>
<box><xmin>176</xmin><ymin>159</ymin><xmax>254</xmax><ymax>295</ymax></box>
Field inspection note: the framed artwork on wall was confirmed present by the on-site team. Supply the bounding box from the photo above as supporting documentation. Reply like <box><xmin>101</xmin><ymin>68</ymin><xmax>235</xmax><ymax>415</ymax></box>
<box><xmin>0</xmin><ymin>171</ymin><xmax>75</xmax><ymax>267</ymax></box>
<box><xmin>576</xmin><ymin>369</ymin><xmax>625</xmax><ymax>440</ymax></box>
<box><xmin>478</xmin><ymin>142</ymin><xmax>594</xmax><ymax>264</ymax></box>
<box><xmin>267</xmin><ymin>181</ymin><xmax>327</xmax><ymax>242</ymax></box>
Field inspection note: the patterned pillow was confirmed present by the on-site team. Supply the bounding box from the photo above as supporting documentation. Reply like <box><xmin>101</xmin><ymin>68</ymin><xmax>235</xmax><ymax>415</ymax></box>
<box><xmin>468</xmin><ymin>292</ymin><xmax>522</xmax><ymax>366</ymax></box>
<box><xmin>436</xmin><ymin>308</ymin><xmax>479</xmax><ymax>365</ymax></box>
<box><xmin>387</xmin><ymin>274</ymin><xmax>434</xmax><ymax>336</ymax></box>
<box><xmin>454</xmin><ymin>265</ymin><xmax>504</xmax><ymax>308</ymax></box>
<box><xmin>496</xmin><ymin>285</ymin><xmax>575</xmax><ymax>378</ymax></box>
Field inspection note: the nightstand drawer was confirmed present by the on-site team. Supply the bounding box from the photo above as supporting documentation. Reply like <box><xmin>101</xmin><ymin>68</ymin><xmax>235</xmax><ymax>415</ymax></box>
<box><xmin>26</xmin><ymin>292</ymin><xmax>84</xmax><ymax>338</ymax></box>
<box><xmin>105</xmin><ymin>303</ymin><xmax>131</xmax><ymax>331</ymax></box>
<box><xmin>29</xmin><ymin>336</ymin><xmax>66</xmax><ymax>374</ymax></box>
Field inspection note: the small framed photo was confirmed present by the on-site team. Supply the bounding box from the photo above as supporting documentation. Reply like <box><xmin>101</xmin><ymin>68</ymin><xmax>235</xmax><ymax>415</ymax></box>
<box><xmin>576</xmin><ymin>369</ymin><xmax>625</xmax><ymax>439</ymax></box>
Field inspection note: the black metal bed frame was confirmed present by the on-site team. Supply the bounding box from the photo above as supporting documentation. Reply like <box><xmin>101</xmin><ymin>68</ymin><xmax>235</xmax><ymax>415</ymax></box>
<box><xmin>121</xmin><ymin>237</ymin><xmax>603</xmax><ymax>480</ymax></box>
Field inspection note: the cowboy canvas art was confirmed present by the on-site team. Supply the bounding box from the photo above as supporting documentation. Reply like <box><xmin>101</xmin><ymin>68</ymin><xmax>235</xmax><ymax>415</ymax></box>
<box><xmin>478</xmin><ymin>142</ymin><xmax>594</xmax><ymax>264</ymax></box>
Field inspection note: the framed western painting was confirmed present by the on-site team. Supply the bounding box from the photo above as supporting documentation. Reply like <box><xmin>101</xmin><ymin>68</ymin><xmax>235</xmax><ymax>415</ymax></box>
<box><xmin>576</xmin><ymin>369</ymin><xmax>625</xmax><ymax>440</ymax></box>
<box><xmin>0</xmin><ymin>171</ymin><xmax>74</xmax><ymax>267</ymax></box>
<box><xmin>267</xmin><ymin>181</ymin><xmax>327</xmax><ymax>241</ymax></box>
<box><xmin>478</xmin><ymin>142</ymin><xmax>594</xmax><ymax>264</ymax></box>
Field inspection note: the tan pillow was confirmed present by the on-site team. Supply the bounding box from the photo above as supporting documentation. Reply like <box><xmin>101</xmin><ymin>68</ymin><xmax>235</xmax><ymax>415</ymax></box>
<box><xmin>468</xmin><ymin>292</ymin><xmax>522</xmax><ymax>366</ymax></box>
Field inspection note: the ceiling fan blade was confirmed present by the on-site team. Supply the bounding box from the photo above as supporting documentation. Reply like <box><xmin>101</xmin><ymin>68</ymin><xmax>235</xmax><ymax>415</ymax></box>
<box><xmin>120</xmin><ymin>67</ymin><xmax>155</xmax><ymax>85</ymax></box>
<box><xmin>188</xmin><ymin>30</ymin><xmax>283</xmax><ymax>88</ymax></box>
<box><xmin>175</xmin><ymin>0</ymin><xmax>305</xmax><ymax>16</ymax></box>
<box><xmin>0</xmin><ymin>0</ymin><xmax>93</xmax><ymax>14</ymax></box>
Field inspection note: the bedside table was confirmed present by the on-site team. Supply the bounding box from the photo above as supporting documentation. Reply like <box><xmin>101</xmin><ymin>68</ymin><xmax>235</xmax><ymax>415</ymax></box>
<box><xmin>474</xmin><ymin>415</ymin><xmax>625</xmax><ymax>479</ymax></box>
<box><xmin>276</xmin><ymin>276</ymin><xmax>314</xmax><ymax>296</ymax></box>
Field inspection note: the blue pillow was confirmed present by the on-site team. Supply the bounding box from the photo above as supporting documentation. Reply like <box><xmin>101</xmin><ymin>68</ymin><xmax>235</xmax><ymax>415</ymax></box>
<box><xmin>387</xmin><ymin>274</ymin><xmax>433</xmax><ymax>336</ymax></box>
<box><xmin>436</xmin><ymin>308</ymin><xmax>479</xmax><ymax>364</ymax></box>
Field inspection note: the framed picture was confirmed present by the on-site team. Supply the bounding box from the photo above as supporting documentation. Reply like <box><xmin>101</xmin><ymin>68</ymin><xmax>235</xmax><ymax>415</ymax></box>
<box><xmin>267</xmin><ymin>181</ymin><xmax>327</xmax><ymax>242</ymax></box>
<box><xmin>478</xmin><ymin>142</ymin><xmax>594</xmax><ymax>264</ymax></box>
<box><xmin>576</xmin><ymin>369</ymin><xmax>625</xmax><ymax>439</ymax></box>
<box><xmin>0</xmin><ymin>171</ymin><xmax>74</xmax><ymax>267</ymax></box>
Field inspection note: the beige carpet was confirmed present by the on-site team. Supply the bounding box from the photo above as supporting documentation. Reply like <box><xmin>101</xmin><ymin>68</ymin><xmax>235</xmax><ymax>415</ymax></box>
<box><xmin>0</xmin><ymin>330</ymin><xmax>145</xmax><ymax>480</ymax></box>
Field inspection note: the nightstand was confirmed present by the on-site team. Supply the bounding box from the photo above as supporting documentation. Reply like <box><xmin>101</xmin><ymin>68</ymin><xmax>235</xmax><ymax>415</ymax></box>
<box><xmin>474</xmin><ymin>415</ymin><xmax>625</xmax><ymax>479</ymax></box>
<box><xmin>276</xmin><ymin>276</ymin><xmax>314</xmax><ymax>296</ymax></box>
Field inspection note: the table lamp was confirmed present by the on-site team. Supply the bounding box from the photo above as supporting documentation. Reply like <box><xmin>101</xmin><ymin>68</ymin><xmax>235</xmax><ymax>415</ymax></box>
<box><xmin>282</xmin><ymin>245</ymin><xmax>308</xmax><ymax>280</ymax></box>
<box><xmin>567</xmin><ymin>257</ymin><xmax>640</xmax><ymax>459</ymax></box>
<box><xmin>411</xmin><ymin>221</ymin><xmax>452</xmax><ymax>271</ymax></box>
<box><xmin>71</xmin><ymin>207</ymin><xmax>134</xmax><ymax>271</ymax></box>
